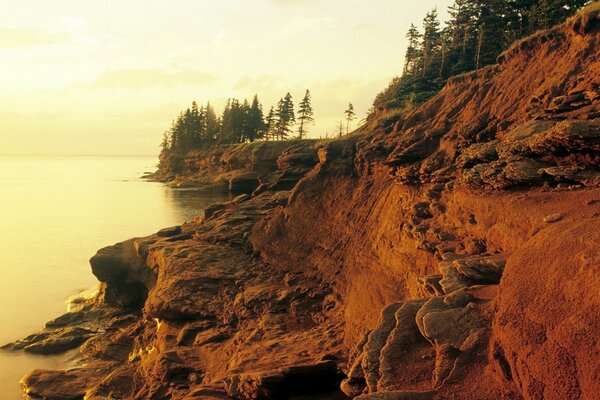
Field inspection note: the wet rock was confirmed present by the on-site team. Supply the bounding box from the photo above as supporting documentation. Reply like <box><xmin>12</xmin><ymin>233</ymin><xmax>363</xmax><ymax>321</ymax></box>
<box><xmin>21</xmin><ymin>369</ymin><xmax>101</xmax><ymax>400</ymax></box>
<box><xmin>25</xmin><ymin>327</ymin><xmax>95</xmax><ymax>355</ymax></box>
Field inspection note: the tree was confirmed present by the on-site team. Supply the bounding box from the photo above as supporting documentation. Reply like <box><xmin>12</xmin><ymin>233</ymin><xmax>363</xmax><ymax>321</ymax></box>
<box><xmin>205</xmin><ymin>102</ymin><xmax>219</xmax><ymax>143</ymax></box>
<box><xmin>344</xmin><ymin>102</ymin><xmax>356</xmax><ymax>134</ymax></box>
<box><xmin>369</xmin><ymin>0</ymin><xmax>591</xmax><ymax>119</ymax></box>
<box><xmin>265</xmin><ymin>106</ymin><xmax>276</xmax><ymax>141</ymax></box>
<box><xmin>247</xmin><ymin>95</ymin><xmax>266</xmax><ymax>142</ymax></box>
<box><xmin>275</xmin><ymin>92</ymin><xmax>295</xmax><ymax>140</ymax></box>
<box><xmin>297</xmin><ymin>89</ymin><xmax>314</xmax><ymax>139</ymax></box>
<box><xmin>160</xmin><ymin>132</ymin><xmax>170</xmax><ymax>150</ymax></box>
<box><xmin>421</xmin><ymin>9</ymin><xmax>442</xmax><ymax>77</ymax></box>
<box><xmin>404</xmin><ymin>24</ymin><xmax>422</xmax><ymax>75</ymax></box>
<box><xmin>338</xmin><ymin>121</ymin><xmax>344</xmax><ymax>138</ymax></box>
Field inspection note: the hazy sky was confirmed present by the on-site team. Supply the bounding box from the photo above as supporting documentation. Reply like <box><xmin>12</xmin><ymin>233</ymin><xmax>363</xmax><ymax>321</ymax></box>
<box><xmin>0</xmin><ymin>0</ymin><xmax>453</xmax><ymax>156</ymax></box>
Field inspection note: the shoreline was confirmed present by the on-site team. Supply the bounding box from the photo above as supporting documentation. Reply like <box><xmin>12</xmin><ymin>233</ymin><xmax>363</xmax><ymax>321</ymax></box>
<box><xmin>6</xmin><ymin>10</ymin><xmax>600</xmax><ymax>399</ymax></box>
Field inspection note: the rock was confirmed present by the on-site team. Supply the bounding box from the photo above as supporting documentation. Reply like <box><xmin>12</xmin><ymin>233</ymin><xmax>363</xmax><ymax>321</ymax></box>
<box><xmin>492</xmin><ymin>219</ymin><xmax>600</xmax><ymax>399</ymax></box>
<box><xmin>543</xmin><ymin>213</ymin><xmax>563</xmax><ymax>223</ymax></box>
<box><xmin>378</xmin><ymin>300</ymin><xmax>430</xmax><ymax>392</ymax></box>
<box><xmin>232</xmin><ymin>194</ymin><xmax>250</xmax><ymax>203</ymax></box>
<box><xmin>228</xmin><ymin>172</ymin><xmax>260</xmax><ymax>193</ymax></box>
<box><xmin>361</xmin><ymin>303</ymin><xmax>403</xmax><ymax>392</ymax></box>
<box><xmin>24</xmin><ymin>327</ymin><xmax>96</xmax><ymax>355</ymax></box>
<box><xmin>203</xmin><ymin>202</ymin><xmax>228</xmax><ymax>219</ymax></box>
<box><xmin>452</xmin><ymin>254</ymin><xmax>506</xmax><ymax>284</ymax></box>
<box><xmin>4</xmin><ymin>327</ymin><xmax>96</xmax><ymax>354</ymax></box>
<box><xmin>413</xmin><ymin>202</ymin><xmax>433</xmax><ymax>219</ymax></box>
<box><xmin>21</xmin><ymin>369</ymin><xmax>101</xmax><ymax>400</ymax></box>
<box><xmin>224</xmin><ymin>361</ymin><xmax>341</xmax><ymax>399</ymax></box>
<box><xmin>157</xmin><ymin>225</ymin><xmax>182</xmax><ymax>237</ymax></box>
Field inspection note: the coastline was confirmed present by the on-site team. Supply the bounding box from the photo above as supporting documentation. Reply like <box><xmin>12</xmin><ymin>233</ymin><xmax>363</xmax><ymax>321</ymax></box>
<box><xmin>6</xmin><ymin>9</ymin><xmax>600</xmax><ymax>399</ymax></box>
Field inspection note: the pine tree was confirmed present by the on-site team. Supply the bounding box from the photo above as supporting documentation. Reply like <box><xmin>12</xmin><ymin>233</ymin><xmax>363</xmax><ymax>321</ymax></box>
<box><xmin>275</xmin><ymin>92</ymin><xmax>295</xmax><ymax>140</ymax></box>
<box><xmin>205</xmin><ymin>102</ymin><xmax>219</xmax><ymax>143</ymax></box>
<box><xmin>344</xmin><ymin>102</ymin><xmax>356</xmax><ymax>134</ymax></box>
<box><xmin>421</xmin><ymin>9</ymin><xmax>442</xmax><ymax>77</ymax></box>
<box><xmin>404</xmin><ymin>24</ymin><xmax>422</xmax><ymax>75</ymax></box>
<box><xmin>297</xmin><ymin>89</ymin><xmax>314</xmax><ymax>139</ymax></box>
<box><xmin>265</xmin><ymin>106</ymin><xmax>276</xmax><ymax>141</ymax></box>
<box><xmin>247</xmin><ymin>95</ymin><xmax>266</xmax><ymax>142</ymax></box>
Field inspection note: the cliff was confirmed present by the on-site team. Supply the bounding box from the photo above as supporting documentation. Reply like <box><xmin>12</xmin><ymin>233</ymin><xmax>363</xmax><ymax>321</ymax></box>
<box><xmin>11</xmin><ymin>5</ymin><xmax>600</xmax><ymax>400</ymax></box>
<box><xmin>149</xmin><ymin>140</ymin><xmax>324</xmax><ymax>192</ymax></box>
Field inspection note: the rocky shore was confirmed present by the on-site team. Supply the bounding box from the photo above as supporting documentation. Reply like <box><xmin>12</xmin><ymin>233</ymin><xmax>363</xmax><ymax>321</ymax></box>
<box><xmin>5</xmin><ymin>7</ymin><xmax>600</xmax><ymax>400</ymax></box>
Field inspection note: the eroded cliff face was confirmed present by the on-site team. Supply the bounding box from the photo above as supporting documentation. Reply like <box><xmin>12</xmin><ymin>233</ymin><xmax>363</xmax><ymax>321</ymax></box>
<box><xmin>13</xmin><ymin>6</ymin><xmax>600</xmax><ymax>400</ymax></box>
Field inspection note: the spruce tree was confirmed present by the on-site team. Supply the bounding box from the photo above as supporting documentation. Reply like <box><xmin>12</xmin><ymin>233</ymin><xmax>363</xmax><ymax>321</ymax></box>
<box><xmin>404</xmin><ymin>24</ymin><xmax>422</xmax><ymax>75</ymax></box>
<box><xmin>205</xmin><ymin>102</ymin><xmax>219</xmax><ymax>143</ymax></box>
<box><xmin>275</xmin><ymin>93</ymin><xmax>295</xmax><ymax>140</ymax></box>
<box><xmin>421</xmin><ymin>9</ymin><xmax>442</xmax><ymax>77</ymax></box>
<box><xmin>265</xmin><ymin>106</ymin><xmax>276</xmax><ymax>141</ymax></box>
<box><xmin>297</xmin><ymin>90</ymin><xmax>314</xmax><ymax>139</ymax></box>
<box><xmin>344</xmin><ymin>102</ymin><xmax>356</xmax><ymax>134</ymax></box>
<box><xmin>247</xmin><ymin>95</ymin><xmax>266</xmax><ymax>142</ymax></box>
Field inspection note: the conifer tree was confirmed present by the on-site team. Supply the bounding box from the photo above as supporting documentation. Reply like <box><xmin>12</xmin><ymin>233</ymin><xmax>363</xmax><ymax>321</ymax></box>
<box><xmin>275</xmin><ymin>92</ymin><xmax>295</xmax><ymax>140</ymax></box>
<box><xmin>265</xmin><ymin>106</ymin><xmax>276</xmax><ymax>141</ymax></box>
<box><xmin>247</xmin><ymin>95</ymin><xmax>266</xmax><ymax>142</ymax></box>
<box><xmin>297</xmin><ymin>89</ymin><xmax>314</xmax><ymax>139</ymax></box>
<box><xmin>404</xmin><ymin>24</ymin><xmax>422</xmax><ymax>75</ymax></box>
<box><xmin>344</xmin><ymin>102</ymin><xmax>356</xmax><ymax>134</ymax></box>
<box><xmin>421</xmin><ymin>9</ymin><xmax>442</xmax><ymax>77</ymax></box>
<box><xmin>205</xmin><ymin>102</ymin><xmax>219</xmax><ymax>143</ymax></box>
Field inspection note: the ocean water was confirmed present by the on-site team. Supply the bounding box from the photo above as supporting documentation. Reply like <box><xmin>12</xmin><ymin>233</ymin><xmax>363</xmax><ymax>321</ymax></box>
<box><xmin>0</xmin><ymin>155</ymin><xmax>230</xmax><ymax>398</ymax></box>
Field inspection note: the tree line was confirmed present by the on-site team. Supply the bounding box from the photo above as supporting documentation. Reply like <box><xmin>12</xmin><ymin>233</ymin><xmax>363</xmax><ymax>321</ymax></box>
<box><xmin>372</xmin><ymin>0</ymin><xmax>592</xmax><ymax>113</ymax></box>
<box><xmin>161</xmin><ymin>90</ymin><xmax>316</xmax><ymax>153</ymax></box>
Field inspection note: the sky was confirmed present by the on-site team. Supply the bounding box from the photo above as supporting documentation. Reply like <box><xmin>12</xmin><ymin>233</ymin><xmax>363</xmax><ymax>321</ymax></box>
<box><xmin>0</xmin><ymin>0</ymin><xmax>453</xmax><ymax>156</ymax></box>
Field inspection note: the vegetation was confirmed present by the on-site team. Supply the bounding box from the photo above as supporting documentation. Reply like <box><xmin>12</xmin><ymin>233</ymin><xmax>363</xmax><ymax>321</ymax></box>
<box><xmin>160</xmin><ymin>90</ymin><xmax>313</xmax><ymax>155</ymax></box>
<box><xmin>344</xmin><ymin>102</ymin><xmax>356</xmax><ymax>135</ymax></box>
<box><xmin>297</xmin><ymin>90</ymin><xmax>315</xmax><ymax>139</ymax></box>
<box><xmin>371</xmin><ymin>0</ymin><xmax>592</xmax><ymax>115</ymax></box>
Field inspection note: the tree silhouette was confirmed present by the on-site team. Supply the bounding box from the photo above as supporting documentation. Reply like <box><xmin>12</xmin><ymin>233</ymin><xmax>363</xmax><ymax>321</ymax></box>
<box><xmin>344</xmin><ymin>102</ymin><xmax>356</xmax><ymax>134</ymax></box>
<box><xmin>297</xmin><ymin>89</ymin><xmax>314</xmax><ymax>139</ymax></box>
<box><xmin>275</xmin><ymin>92</ymin><xmax>295</xmax><ymax>140</ymax></box>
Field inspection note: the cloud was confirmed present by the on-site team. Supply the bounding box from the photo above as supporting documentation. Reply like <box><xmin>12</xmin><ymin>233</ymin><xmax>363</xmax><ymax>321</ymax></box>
<box><xmin>91</xmin><ymin>69</ymin><xmax>216</xmax><ymax>89</ymax></box>
<box><xmin>0</xmin><ymin>27</ymin><xmax>70</xmax><ymax>48</ymax></box>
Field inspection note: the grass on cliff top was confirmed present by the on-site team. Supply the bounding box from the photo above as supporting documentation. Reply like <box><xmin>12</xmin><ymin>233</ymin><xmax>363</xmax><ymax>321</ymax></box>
<box><xmin>223</xmin><ymin>138</ymin><xmax>331</xmax><ymax>151</ymax></box>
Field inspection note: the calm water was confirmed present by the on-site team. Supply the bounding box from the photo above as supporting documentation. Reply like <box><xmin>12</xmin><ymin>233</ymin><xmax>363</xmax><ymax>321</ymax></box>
<box><xmin>0</xmin><ymin>155</ymin><xmax>230</xmax><ymax>398</ymax></box>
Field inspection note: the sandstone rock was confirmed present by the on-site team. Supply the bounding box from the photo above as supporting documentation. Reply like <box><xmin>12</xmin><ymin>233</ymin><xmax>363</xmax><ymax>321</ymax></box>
<box><xmin>157</xmin><ymin>225</ymin><xmax>182</xmax><ymax>237</ymax></box>
<box><xmin>4</xmin><ymin>327</ymin><xmax>95</xmax><ymax>355</ymax></box>
<box><xmin>543</xmin><ymin>213</ymin><xmax>563</xmax><ymax>223</ymax></box>
<box><xmin>21</xmin><ymin>369</ymin><xmax>98</xmax><ymax>400</ymax></box>
<box><xmin>361</xmin><ymin>303</ymin><xmax>403</xmax><ymax>393</ymax></box>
